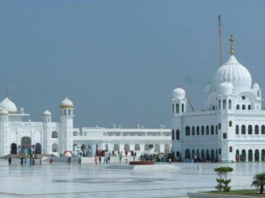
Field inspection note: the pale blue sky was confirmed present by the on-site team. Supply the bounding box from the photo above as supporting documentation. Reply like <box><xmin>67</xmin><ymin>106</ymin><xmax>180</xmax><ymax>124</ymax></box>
<box><xmin>0</xmin><ymin>0</ymin><xmax>265</xmax><ymax>128</ymax></box>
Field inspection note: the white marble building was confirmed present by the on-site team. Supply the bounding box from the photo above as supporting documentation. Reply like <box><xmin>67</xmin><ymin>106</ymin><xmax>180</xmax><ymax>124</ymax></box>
<box><xmin>0</xmin><ymin>96</ymin><xmax>171</xmax><ymax>157</ymax></box>
<box><xmin>171</xmin><ymin>36</ymin><xmax>265</xmax><ymax>162</ymax></box>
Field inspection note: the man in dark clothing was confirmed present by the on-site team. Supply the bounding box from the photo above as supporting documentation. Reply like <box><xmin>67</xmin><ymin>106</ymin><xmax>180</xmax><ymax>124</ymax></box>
<box><xmin>8</xmin><ymin>156</ymin><xmax>12</xmax><ymax>166</ymax></box>
<box><xmin>20</xmin><ymin>156</ymin><xmax>23</xmax><ymax>166</ymax></box>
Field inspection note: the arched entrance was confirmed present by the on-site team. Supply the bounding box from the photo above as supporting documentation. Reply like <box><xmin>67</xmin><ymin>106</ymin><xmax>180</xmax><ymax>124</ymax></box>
<box><xmin>192</xmin><ymin>149</ymin><xmax>195</xmax><ymax>159</ymax></box>
<box><xmin>35</xmin><ymin>143</ymin><xmax>41</xmax><ymax>154</ymax></box>
<box><xmin>248</xmin><ymin>149</ymin><xmax>253</xmax><ymax>162</ymax></box>
<box><xmin>201</xmin><ymin>149</ymin><xmax>205</xmax><ymax>161</ymax></box>
<box><xmin>255</xmin><ymin>149</ymin><xmax>259</xmax><ymax>161</ymax></box>
<box><xmin>211</xmin><ymin>149</ymin><xmax>214</xmax><ymax>162</ymax></box>
<box><xmin>10</xmin><ymin>143</ymin><xmax>17</xmax><ymax>154</ymax></box>
<box><xmin>21</xmin><ymin>137</ymin><xmax>31</xmax><ymax>155</ymax></box>
<box><xmin>206</xmin><ymin>149</ymin><xmax>209</xmax><ymax>161</ymax></box>
<box><xmin>21</xmin><ymin>137</ymin><xmax>31</xmax><ymax>145</ymax></box>
<box><xmin>134</xmin><ymin>144</ymin><xmax>140</xmax><ymax>151</ymax></box>
<box><xmin>242</xmin><ymin>149</ymin><xmax>246</xmax><ymax>162</ymax></box>
<box><xmin>196</xmin><ymin>149</ymin><xmax>200</xmax><ymax>159</ymax></box>
<box><xmin>155</xmin><ymin>144</ymin><xmax>160</xmax><ymax>153</ymax></box>
<box><xmin>124</xmin><ymin>144</ymin><xmax>130</xmax><ymax>151</ymax></box>
<box><xmin>185</xmin><ymin>149</ymin><xmax>191</xmax><ymax>159</ymax></box>
<box><xmin>52</xmin><ymin>143</ymin><xmax>58</xmax><ymax>152</ymax></box>
<box><xmin>114</xmin><ymin>144</ymin><xmax>119</xmax><ymax>151</ymax></box>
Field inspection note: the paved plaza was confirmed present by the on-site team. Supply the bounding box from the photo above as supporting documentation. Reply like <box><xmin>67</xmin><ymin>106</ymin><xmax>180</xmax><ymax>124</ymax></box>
<box><xmin>0</xmin><ymin>160</ymin><xmax>264</xmax><ymax>198</ymax></box>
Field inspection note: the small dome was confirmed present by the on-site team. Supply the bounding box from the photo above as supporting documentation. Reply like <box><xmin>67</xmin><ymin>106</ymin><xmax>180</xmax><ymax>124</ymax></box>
<box><xmin>172</xmin><ymin>87</ymin><xmax>186</xmax><ymax>99</ymax></box>
<box><xmin>218</xmin><ymin>81</ymin><xmax>233</xmax><ymax>95</ymax></box>
<box><xmin>213</xmin><ymin>55</ymin><xmax>252</xmax><ymax>90</ymax></box>
<box><xmin>253</xmin><ymin>83</ymin><xmax>260</xmax><ymax>89</ymax></box>
<box><xmin>43</xmin><ymin>110</ymin><xmax>51</xmax><ymax>116</ymax></box>
<box><xmin>61</xmin><ymin>97</ymin><xmax>73</xmax><ymax>108</ymax></box>
<box><xmin>0</xmin><ymin>97</ymin><xmax>17</xmax><ymax>114</ymax></box>
<box><xmin>1</xmin><ymin>109</ymin><xmax>8</xmax><ymax>115</ymax></box>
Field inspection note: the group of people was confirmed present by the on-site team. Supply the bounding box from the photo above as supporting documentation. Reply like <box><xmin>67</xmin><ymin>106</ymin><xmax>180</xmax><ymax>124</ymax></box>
<box><xmin>18</xmin><ymin>156</ymin><xmax>43</xmax><ymax>166</ymax></box>
<box><xmin>94</xmin><ymin>151</ymin><xmax>111</xmax><ymax>164</ymax></box>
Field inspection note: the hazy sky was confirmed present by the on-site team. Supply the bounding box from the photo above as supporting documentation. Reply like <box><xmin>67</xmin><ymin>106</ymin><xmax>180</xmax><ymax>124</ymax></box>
<box><xmin>0</xmin><ymin>0</ymin><xmax>265</xmax><ymax>128</ymax></box>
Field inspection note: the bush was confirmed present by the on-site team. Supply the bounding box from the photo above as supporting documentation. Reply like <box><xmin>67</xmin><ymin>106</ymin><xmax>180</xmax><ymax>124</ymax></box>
<box><xmin>214</xmin><ymin>167</ymin><xmax>233</xmax><ymax>192</ymax></box>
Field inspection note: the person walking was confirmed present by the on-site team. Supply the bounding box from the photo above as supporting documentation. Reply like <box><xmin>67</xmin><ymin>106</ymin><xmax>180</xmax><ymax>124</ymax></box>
<box><xmin>78</xmin><ymin>156</ymin><xmax>82</xmax><ymax>165</ymax></box>
<box><xmin>30</xmin><ymin>157</ymin><xmax>32</xmax><ymax>166</ymax></box>
<box><xmin>94</xmin><ymin>155</ymin><xmax>98</xmax><ymax>164</ymax></box>
<box><xmin>8</xmin><ymin>156</ymin><xmax>12</xmax><ymax>166</ymax></box>
<box><xmin>108</xmin><ymin>153</ymin><xmax>110</xmax><ymax>163</ymax></box>
<box><xmin>39</xmin><ymin>157</ymin><xmax>43</xmax><ymax>165</ymax></box>
<box><xmin>119</xmin><ymin>153</ymin><xmax>122</xmax><ymax>163</ymax></box>
<box><xmin>67</xmin><ymin>157</ymin><xmax>71</xmax><ymax>165</ymax></box>
<box><xmin>99</xmin><ymin>156</ymin><xmax>101</xmax><ymax>164</ymax></box>
<box><xmin>50</xmin><ymin>158</ymin><xmax>53</xmax><ymax>164</ymax></box>
<box><xmin>20</xmin><ymin>156</ymin><xmax>23</xmax><ymax>166</ymax></box>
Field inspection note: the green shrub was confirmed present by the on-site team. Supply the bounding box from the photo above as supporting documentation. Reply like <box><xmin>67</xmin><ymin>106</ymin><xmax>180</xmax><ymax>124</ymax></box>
<box><xmin>214</xmin><ymin>167</ymin><xmax>233</xmax><ymax>192</ymax></box>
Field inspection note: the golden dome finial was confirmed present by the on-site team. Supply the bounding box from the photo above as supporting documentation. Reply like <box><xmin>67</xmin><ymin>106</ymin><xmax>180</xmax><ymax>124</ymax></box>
<box><xmin>229</xmin><ymin>34</ymin><xmax>235</xmax><ymax>55</ymax></box>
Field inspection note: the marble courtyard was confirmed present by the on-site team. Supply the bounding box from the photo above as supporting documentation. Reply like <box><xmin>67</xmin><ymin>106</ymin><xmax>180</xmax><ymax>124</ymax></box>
<box><xmin>0</xmin><ymin>160</ymin><xmax>263</xmax><ymax>198</ymax></box>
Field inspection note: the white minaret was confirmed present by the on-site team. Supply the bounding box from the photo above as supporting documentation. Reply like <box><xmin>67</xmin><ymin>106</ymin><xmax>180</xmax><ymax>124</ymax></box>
<box><xmin>43</xmin><ymin>110</ymin><xmax>52</xmax><ymax>154</ymax></box>
<box><xmin>0</xmin><ymin>109</ymin><xmax>9</xmax><ymax>156</ymax></box>
<box><xmin>171</xmin><ymin>86</ymin><xmax>186</xmax><ymax>158</ymax></box>
<box><xmin>60</xmin><ymin>97</ymin><xmax>74</xmax><ymax>154</ymax></box>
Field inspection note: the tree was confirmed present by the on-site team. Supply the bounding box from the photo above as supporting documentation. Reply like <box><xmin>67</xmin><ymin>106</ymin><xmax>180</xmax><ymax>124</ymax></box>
<box><xmin>251</xmin><ymin>173</ymin><xmax>265</xmax><ymax>194</ymax></box>
<box><xmin>214</xmin><ymin>167</ymin><xmax>233</xmax><ymax>192</ymax></box>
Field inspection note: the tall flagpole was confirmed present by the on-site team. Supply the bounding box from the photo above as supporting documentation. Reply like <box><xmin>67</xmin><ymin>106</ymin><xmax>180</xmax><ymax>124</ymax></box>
<box><xmin>218</xmin><ymin>15</ymin><xmax>222</xmax><ymax>67</ymax></box>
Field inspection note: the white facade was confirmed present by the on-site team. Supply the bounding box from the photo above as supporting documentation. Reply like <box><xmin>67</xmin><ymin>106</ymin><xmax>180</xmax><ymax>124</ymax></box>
<box><xmin>171</xmin><ymin>48</ymin><xmax>265</xmax><ymax>162</ymax></box>
<box><xmin>0</xmin><ymin>97</ymin><xmax>171</xmax><ymax>157</ymax></box>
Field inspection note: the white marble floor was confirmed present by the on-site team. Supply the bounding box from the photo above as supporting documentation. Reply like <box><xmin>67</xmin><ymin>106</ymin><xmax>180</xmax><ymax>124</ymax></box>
<box><xmin>0</xmin><ymin>160</ymin><xmax>263</xmax><ymax>198</ymax></box>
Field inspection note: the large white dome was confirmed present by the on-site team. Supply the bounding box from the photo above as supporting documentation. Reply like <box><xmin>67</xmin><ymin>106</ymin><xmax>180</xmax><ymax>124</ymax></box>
<box><xmin>0</xmin><ymin>97</ymin><xmax>17</xmax><ymax>114</ymax></box>
<box><xmin>213</xmin><ymin>55</ymin><xmax>252</xmax><ymax>90</ymax></box>
<box><xmin>61</xmin><ymin>97</ymin><xmax>73</xmax><ymax>108</ymax></box>
<box><xmin>172</xmin><ymin>87</ymin><xmax>186</xmax><ymax>99</ymax></box>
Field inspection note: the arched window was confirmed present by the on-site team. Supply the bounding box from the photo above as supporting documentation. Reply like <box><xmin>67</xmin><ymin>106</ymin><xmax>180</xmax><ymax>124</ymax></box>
<box><xmin>201</xmin><ymin>126</ymin><xmax>204</xmax><ymax>135</ymax></box>
<box><xmin>176</xmin><ymin>130</ymin><xmax>180</xmax><ymax>140</ymax></box>
<box><xmin>248</xmin><ymin>125</ymin><xmax>252</xmax><ymax>135</ymax></box>
<box><xmin>182</xmin><ymin>104</ymin><xmax>184</xmax><ymax>112</ymax></box>
<box><xmin>186</xmin><ymin>126</ymin><xmax>190</xmax><ymax>136</ymax></box>
<box><xmin>218</xmin><ymin>100</ymin><xmax>221</xmax><ymax>109</ymax></box>
<box><xmin>192</xmin><ymin>126</ymin><xmax>195</xmax><ymax>136</ymax></box>
<box><xmin>242</xmin><ymin>96</ymin><xmax>246</xmax><ymax>100</ymax></box>
<box><xmin>206</xmin><ymin>126</ymin><xmax>209</xmax><ymax>135</ymax></box>
<box><xmin>262</xmin><ymin>125</ymin><xmax>265</xmax><ymax>135</ymax></box>
<box><xmin>229</xmin><ymin>121</ymin><xmax>232</xmax><ymax>127</ymax></box>
<box><xmin>257</xmin><ymin>91</ymin><xmax>260</xmax><ymax>97</ymax></box>
<box><xmin>212</xmin><ymin>106</ymin><xmax>215</xmax><ymax>110</ymax></box>
<box><xmin>223</xmin><ymin>99</ymin><xmax>226</xmax><ymax>109</ymax></box>
<box><xmin>196</xmin><ymin>126</ymin><xmax>200</xmax><ymax>135</ymax></box>
<box><xmin>211</xmin><ymin>125</ymin><xmax>214</xmax><ymax>135</ymax></box>
<box><xmin>236</xmin><ymin>125</ymin><xmax>239</xmax><ymax>134</ymax></box>
<box><xmin>229</xmin><ymin>100</ymin><xmax>232</xmax><ymax>109</ymax></box>
<box><xmin>172</xmin><ymin>130</ymin><xmax>174</xmax><ymax>140</ymax></box>
<box><xmin>172</xmin><ymin>104</ymin><xmax>174</xmax><ymax>113</ymax></box>
<box><xmin>242</xmin><ymin>125</ymin><xmax>246</xmax><ymax>134</ymax></box>
<box><xmin>242</xmin><ymin>105</ymin><xmax>246</xmax><ymax>110</ymax></box>
<box><xmin>236</xmin><ymin>105</ymin><xmax>240</xmax><ymax>110</ymax></box>
<box><xmin>52</xmin><ymin>131</ymin><xmax>58</xmax><ymax>138</ymax></box>
<box><xmin>248</xmin><ymin>105</ymin><xmax>251</xmax><ymax>110</ymax></box>
<box><xmin>255</xmin><ymin>125</ymin><xmax>259</xmax><ymax>135</ymax></box>
<box><xmin>176</xmin><ymin>103</ymin><xmax>179</xmax><ymax>113</ymax></box>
